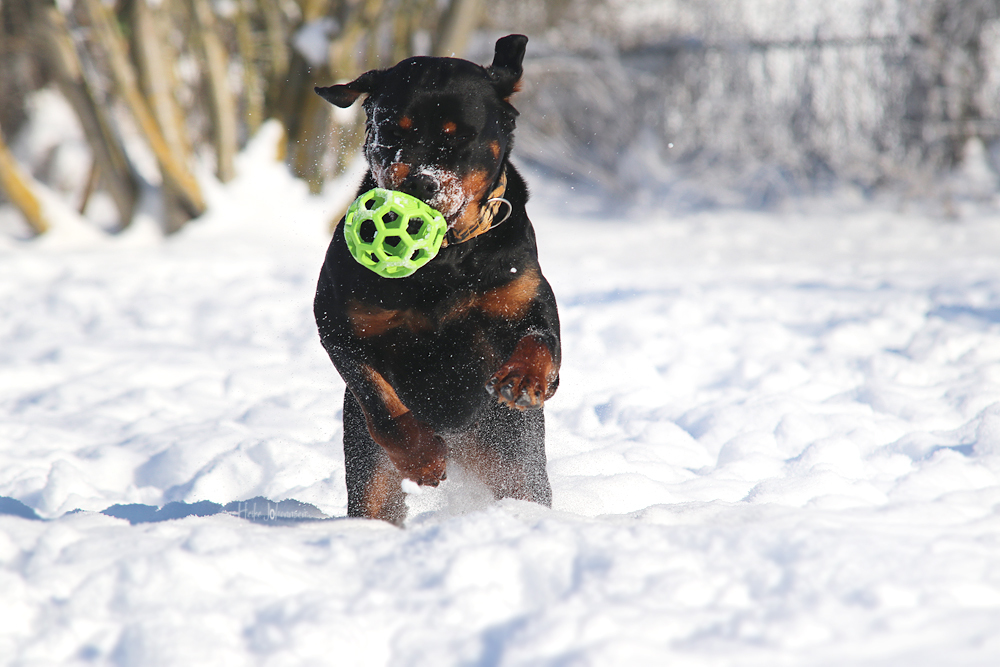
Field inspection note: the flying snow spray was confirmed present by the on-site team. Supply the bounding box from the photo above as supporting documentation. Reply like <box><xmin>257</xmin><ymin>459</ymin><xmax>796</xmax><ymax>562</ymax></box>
<box><xmin>343</xmin><ymin>188</ymin><xmax>448</xmax><ymax>278</ymax></box>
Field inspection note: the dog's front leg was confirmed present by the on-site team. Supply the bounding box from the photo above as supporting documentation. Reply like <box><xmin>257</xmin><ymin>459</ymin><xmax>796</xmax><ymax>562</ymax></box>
<box><xmin>334</xmin><ymin>354</ymin><xmax>447</xmax><ymax>487</ymax></box>
<box><xmin>485</xmin><ymin>281</ymin><xmax>561</xmax><ymax>411</ymax></box>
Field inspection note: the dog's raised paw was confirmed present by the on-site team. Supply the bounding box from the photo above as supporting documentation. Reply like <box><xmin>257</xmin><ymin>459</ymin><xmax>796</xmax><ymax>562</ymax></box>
<box><xmin>487</xmin><ymin>334</ymin><xmax>558</xmax><ymax>411</ymax></box>
<box><xmin>486</xmin><ymin>365</ymin><xmax>545</xmax><ymax>411</ymax></box>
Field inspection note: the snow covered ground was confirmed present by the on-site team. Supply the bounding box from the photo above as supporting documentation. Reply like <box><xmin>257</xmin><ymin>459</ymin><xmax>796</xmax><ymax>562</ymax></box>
<box><xmin>3</xmin><ymin>128</ymin><xmax>1000</xmax><ymax>665</ymax></box>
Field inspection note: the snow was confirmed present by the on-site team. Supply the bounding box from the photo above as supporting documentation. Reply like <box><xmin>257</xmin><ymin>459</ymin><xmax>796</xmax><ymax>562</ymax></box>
<box><xmin>4</xmin><ymin>130</ymin><xmax>1000</xmax><ymax>664</ymax></box>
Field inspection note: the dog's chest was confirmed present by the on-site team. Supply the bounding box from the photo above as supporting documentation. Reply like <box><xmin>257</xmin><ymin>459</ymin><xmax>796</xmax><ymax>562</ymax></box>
<box><xmin>345</xmin><ymin>266</ymin><xmax>539</xmax><ymax>339</ymax></box>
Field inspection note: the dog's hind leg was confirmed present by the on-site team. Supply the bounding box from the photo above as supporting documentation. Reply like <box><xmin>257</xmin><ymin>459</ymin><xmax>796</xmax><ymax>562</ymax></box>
<box><xmin>343</xmin><ymin>390</ymin><xmax>407</xmax><ymax>525</ymax></box>
<box><xmin>461</xmin><ymin>400</ymin><xmax>552</xmax><ymax>507</ymax></box>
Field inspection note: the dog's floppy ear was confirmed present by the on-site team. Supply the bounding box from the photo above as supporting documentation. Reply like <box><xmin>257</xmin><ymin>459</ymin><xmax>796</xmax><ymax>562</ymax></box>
<box><xmin>315</xmin><ymin>70</ymin><xmax>383</xmax><ymax>108</ymax></box>
<box><xmin>488</xmin><ymin>34</ymin><xmax>528</xmax><ymax>98</ymax></box>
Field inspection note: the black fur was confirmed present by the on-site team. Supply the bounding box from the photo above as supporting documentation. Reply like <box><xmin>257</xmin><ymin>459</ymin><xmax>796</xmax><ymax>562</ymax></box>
<box><xmin>314</xmin><ymin>35</ymin><xmax>560</xmax><ymax>525</ymax></box>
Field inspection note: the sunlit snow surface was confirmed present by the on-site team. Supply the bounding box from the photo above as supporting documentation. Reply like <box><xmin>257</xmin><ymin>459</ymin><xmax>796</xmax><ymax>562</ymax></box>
<box><xmin>3</xmin><ymin>146</ymin><xmax>1000</xmax><ymax>664</ymax></box>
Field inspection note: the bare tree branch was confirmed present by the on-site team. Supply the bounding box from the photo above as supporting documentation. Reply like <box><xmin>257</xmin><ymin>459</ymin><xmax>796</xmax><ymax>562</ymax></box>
<box><xmin>0</xmin><ymin>120</ymin><xmax>46</xmax><ymax>234</ymax></box>
<box><xmin>37</xmin><ymin>2</ymin><xmax>137</xmax><ymax>228</ymax></box>
<box><xmin>433</xmin><ymin>0</ymin><xmax>483</xmax><ymax>57</ymax></box>
<box><xmin>83</xmin><ymin>0</ymin><xmax>205</xmax><ymax>216</ymax></box>
<box><xmin>187</xmin><ymin>0</ymin><xmax>237</xmax><ymax>182</ymax></box>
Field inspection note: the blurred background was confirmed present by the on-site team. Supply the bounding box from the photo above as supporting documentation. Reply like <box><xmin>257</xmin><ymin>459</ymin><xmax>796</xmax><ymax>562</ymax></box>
<box><xmin>2</xmin><ymin>0</ymin><xmax>1000</xmax><ymax>237</ymax></box>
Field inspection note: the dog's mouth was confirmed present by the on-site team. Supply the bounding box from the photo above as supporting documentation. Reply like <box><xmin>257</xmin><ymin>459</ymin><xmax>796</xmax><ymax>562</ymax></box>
<box><xmin>373</xmin><ymin>163</ymin><xmax>480</xmax><ymax>229</ymax></box>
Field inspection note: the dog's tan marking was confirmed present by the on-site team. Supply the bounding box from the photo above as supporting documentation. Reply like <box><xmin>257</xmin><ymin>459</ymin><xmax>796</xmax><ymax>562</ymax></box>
<box><xmin>347</xmin><ymin>299</ymin><xmax>432</xmax><ymax>338</ymax></box>
<box><xmin>451</xmin><ymin>169</ymin><xmax>492</xmax><ymax>240</ymax></box>
<box><xmin>479</xmin><ymin>268</ymin><xmax>540</xmax><ymax>320</ymax></box>
<box><xmin>489</xmin><ymin>141</ymin><xmax>501</xmax><ymax>159</ymax></box>
<box><xmin>442</xmin><ymin>121</ymin><xmax>457</xmax><ymax>135</ymax></box>
<box><xmin>514</xmin><ymin>335</ymin><xmax>559</xmax><ymax>400</ymax></box>
<box><xmin>433</xmin><ymin>268</ymin><xmax>537</xmax><ymax>324</ymax></box>
<box><xmin>489</xmin><ymin>334</ymin><xmax>558</xmax><ymax>410</ymax></box>
<box><xmin>399</xmin><ymin>116</ymin><xmax>413</xmax><ymax>130</ymax></box>
<box><xmin>449</xmin><ymin>169</ymin><xmax>508</xmax><ymax>244</ymax></box>
<box><xmin>502</xmin><ymin>80</ymin><xmax>523</xmax><ymax>104</ymax></box>
<box><xmin>388</xmin><ymin>163</ymin><xmax>410</xmax><ymax>188</ymax></box>
<box><xmin>361</xmin><ymin>364</ymin><xmax>409</xmax><ymax>418</ymax></box>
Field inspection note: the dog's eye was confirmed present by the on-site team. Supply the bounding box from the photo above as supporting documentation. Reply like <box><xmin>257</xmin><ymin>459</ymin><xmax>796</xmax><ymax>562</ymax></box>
<box><xmin>442</xmin><ymin>122</ymin><xmax>475</xmax><ymax>143</ymax></box>
<box><xmin>382</xmin><ymin>117</ymin><xmax>413</xmax><ymax>142</ymax></box>
<box><xmin>390</xmin><ymin>116</ymin><xmax>414</xmax><ymax>137</ymax></box>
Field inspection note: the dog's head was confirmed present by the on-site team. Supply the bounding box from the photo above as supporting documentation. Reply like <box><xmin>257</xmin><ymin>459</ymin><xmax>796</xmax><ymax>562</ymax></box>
<box><xmin>316</xmin><ymin>35</ymin><xmax>527</xmax><ymax>242</ymax></box>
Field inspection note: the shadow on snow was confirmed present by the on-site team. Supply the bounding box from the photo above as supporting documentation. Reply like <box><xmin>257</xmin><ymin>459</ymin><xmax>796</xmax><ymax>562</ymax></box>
<box><xmin>0</xmin><ymin>495</ymin><xmax>334</xmax><ymax>525</ymax></box>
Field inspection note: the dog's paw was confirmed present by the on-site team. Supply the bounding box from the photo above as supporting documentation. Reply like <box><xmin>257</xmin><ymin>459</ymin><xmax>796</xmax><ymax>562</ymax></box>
<box><xmin>486</xmin><ymin>364</ymin><xmax>549</xmax><ymax>411</ymax></box>
<box><xmin>487</xmin><ymin>334</ymin><xmax>559</xmax><ymax>411</ymax></box>
<box><xmin>386</xmin><ymin>412</ymin><xmax>447</xmax><ymax>486</ymax></box>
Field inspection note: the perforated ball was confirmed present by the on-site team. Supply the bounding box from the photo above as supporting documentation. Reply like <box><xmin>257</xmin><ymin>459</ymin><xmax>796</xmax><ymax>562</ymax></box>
<box><xmin>343</xmin><ymin>188</ymin><xmax>448</xmax><ymax>278</ymax></box>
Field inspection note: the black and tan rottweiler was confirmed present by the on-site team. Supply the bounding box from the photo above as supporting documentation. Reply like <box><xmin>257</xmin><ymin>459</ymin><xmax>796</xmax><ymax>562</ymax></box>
<box><xmin>313</xmin><ymin>34</ymin><xmax>560</xmax><ymax>525</ymax></box>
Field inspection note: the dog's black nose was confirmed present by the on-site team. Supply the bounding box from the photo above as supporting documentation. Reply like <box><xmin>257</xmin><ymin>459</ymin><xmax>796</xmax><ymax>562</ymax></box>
<box><xmin>399</xmin><ymin>174</ymin><xmax>439</xmax><ymax>201</ymax></box>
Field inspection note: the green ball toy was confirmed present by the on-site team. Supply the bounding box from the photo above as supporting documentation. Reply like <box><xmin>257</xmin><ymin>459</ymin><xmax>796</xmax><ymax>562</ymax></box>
<box><xmin>343</xmin><ymin>188</ymin><xmax>448</xmax><ymax>278</ymax></box>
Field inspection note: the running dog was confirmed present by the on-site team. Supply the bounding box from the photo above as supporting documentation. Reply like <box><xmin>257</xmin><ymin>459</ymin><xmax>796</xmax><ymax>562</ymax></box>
<box><xmin>313</xmin><ymin>34</ymin><xmax>560</xmax><ymax>525</ymax></box>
